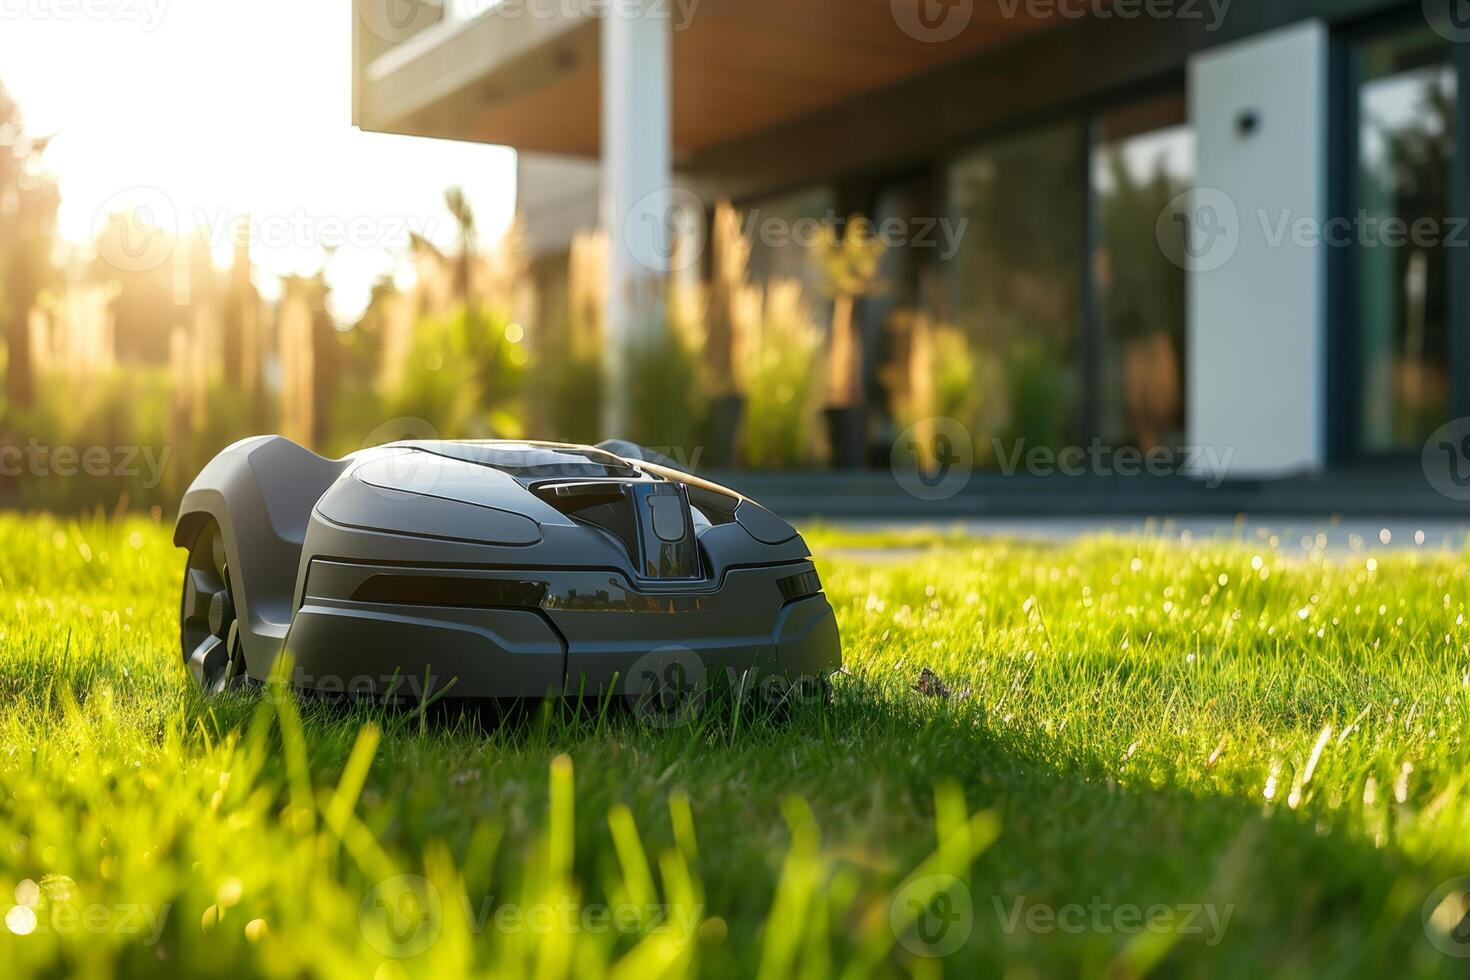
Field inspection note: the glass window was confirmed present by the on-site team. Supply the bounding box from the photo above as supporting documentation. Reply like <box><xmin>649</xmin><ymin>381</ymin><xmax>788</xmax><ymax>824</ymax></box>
<box><xmin>1092</xmin><ymin>95</ymin><xmax>1194</xmax><ymax>452</ymax></box>
<box><xmin>1353</xmin><ymin>27</ymin><xmax>1458</xmax><ymax>453</ymax></box>
<box><xmin>943</xmin><ymin>121</ymin><xmax>1084</xmax><ymax>458</ymax></box>
<box><xmin>743</xmin><ymin>185</ymin><xmax>836</xmax><ymax>303</ymax></box>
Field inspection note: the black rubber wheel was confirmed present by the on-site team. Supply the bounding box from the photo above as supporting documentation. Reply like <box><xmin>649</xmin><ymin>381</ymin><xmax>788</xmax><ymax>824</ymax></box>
<box><xmin>180</xmin><ymin>521</ymin><xmax>246</xmax><ymax>692</ymax></box>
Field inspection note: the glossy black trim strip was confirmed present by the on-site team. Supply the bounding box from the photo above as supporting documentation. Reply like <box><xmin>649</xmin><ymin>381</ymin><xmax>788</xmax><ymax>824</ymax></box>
<box><xmin>350</xmin><ymin>574</ymin><xmax>549</xmax><ymax>610</ymax></box>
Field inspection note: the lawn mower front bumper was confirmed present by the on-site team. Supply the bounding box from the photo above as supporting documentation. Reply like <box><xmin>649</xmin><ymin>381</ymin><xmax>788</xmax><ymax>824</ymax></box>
<box><xmin>284</xmin><ymin>558</ymin><xmax>840</xmax><ymax>702</ymax></box>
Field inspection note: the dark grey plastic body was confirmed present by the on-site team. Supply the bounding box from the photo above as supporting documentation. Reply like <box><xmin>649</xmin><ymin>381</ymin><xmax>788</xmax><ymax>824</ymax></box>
<box><xmin>174</xmin><ymin>437</ymin><xmax>841</xmax><ymax>700</ymax></box>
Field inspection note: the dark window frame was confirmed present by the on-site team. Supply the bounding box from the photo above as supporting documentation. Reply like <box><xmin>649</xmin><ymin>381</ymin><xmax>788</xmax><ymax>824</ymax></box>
<box><xmin>1328</xmin><ymin>8</ymin><xmax>1470</xmax><ymax>466</ymax></box>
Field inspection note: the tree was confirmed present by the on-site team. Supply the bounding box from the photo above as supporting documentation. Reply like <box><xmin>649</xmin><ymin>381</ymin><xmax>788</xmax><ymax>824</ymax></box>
<box><xmin>0</xmin><ymin>80</ymin><xmax>60</xmax><ymax>411</ymax></box>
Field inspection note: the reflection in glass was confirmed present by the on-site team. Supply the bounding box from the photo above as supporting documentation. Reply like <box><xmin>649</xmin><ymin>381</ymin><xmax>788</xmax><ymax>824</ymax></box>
<box><xmin>1092</xmin><ymin>96</ymin><xmax>1193</xmax><ymax>452</ymax></box>
<box><xmin>1355</xmin><ymin>29</ymin><xmax>1456</xmax><ymax>452</ymax></box>
<box><xmin>944</xmin><ymin>122</ymin><xmax>1084</xmax><ymax>458</ymax></box>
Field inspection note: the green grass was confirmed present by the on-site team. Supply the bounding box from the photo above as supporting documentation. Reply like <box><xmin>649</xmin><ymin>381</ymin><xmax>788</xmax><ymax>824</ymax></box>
<box><xmin>1</xmin><ymin>514</ymin><xmax>1469</xmax><ymax>978</ymax></box>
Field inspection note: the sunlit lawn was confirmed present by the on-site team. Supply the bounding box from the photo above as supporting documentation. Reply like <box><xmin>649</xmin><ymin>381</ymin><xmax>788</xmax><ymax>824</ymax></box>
<box><xmin>1</xmin><ymin>514</ymin><xmax>1469</xmax><ymax>978</ymax></box>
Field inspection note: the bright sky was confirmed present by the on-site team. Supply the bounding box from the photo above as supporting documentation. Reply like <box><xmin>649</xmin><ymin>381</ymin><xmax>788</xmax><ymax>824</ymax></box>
<box><xmin>0</xmin><ymin>0</ymin><xmax>518</xmax><ymax>322</ymax></box>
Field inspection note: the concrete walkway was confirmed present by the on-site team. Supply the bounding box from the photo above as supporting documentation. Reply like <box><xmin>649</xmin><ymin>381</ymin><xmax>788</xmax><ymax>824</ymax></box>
<box><xmin>823</xmin><ymin>515</ymin><xmax>1470</xmax><ymax>555</ymax></box>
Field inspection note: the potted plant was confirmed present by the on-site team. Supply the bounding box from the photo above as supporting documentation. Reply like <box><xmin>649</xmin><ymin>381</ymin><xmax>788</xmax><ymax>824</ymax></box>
<box><xmin>702</xmin><ymin>201</ymin><xmax>752</xmax><ymax>468</ymax></box>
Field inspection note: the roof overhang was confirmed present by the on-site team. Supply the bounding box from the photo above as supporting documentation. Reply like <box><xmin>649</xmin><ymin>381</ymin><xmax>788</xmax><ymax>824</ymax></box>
<box><xmin>354</xmin><ymin>0</ymin><xmax>1091</xmax><ymax>161</ymax></box>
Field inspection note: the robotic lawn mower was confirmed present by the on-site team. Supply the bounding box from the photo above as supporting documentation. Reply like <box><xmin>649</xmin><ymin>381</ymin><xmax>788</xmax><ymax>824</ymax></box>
<box><xmin>175</xmin><ymin>437</ymin><xmax>841</xmax><ymax>708</ymax></box>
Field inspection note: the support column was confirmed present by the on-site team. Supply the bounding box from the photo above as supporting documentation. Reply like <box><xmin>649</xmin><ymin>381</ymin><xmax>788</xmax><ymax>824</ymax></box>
<box><xmin>601</xmin><ymin>1</ymin><xmax>672</xmax><ymax>439</ymax></box>
<box><xmin>1186</xmin><ymin>21</ymin><xmax>1328</xmax><ymax>479</ymax></box>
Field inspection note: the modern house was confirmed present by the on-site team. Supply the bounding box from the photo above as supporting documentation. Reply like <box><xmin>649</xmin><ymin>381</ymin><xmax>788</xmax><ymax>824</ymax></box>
<box><xmin>351</xmin><ymin>0</ymin><xmax>1470</xmax><ymax>515</ymax></box>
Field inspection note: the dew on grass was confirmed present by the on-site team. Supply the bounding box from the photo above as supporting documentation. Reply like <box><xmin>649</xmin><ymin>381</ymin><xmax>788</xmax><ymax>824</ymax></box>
<box><xmin>1394</xmin><ymin>763</ymin><xmax>1413</xmax><ymax>803</ymax></box>
<box><xmin>5</xmin><ymin>904</ymin><xmax>36</xmax><ymax>936</ymax></box>
<box><xmin>217</xmin><ymin>877</ymin><xmax>243</xmax><ymax>907</ymax></box>
<box><xmin>14</xmin><ymin>879</ymin><xmax>39</xmax><ymax>907</ymax></box>
<box><xmin>39</xmin><ymin>874</ymin><xmax>75</xmax><ymax>901</ymax></box>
